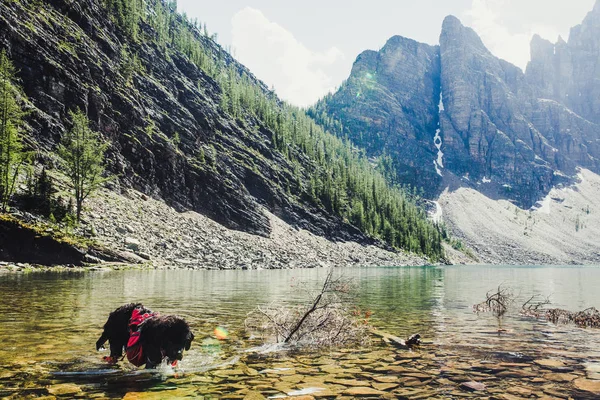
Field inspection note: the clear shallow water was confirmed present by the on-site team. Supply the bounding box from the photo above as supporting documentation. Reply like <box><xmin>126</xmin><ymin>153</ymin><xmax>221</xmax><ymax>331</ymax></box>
<box><xmin>1</xmin><ymin>265</ymin><xmax>600</xmax><ymax>398</ymax></box>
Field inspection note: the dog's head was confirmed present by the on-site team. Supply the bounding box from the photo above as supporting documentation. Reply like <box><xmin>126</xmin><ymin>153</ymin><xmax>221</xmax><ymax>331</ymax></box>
<box><xmin>156</xmin><ymin>316</ymin><xmax>194</xmax><ymax>363</ymax></box>
<box><xmin>165</xmin><ymin>332</ymin><xmax>195</xmax><ymax>363</ymax></box>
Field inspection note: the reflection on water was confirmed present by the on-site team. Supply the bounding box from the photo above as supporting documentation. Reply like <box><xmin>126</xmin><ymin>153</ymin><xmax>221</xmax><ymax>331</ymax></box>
<box><xmin>0</xmin><ymin>265</ymin><xmax>599</xmax><ymax>398</ymax></box>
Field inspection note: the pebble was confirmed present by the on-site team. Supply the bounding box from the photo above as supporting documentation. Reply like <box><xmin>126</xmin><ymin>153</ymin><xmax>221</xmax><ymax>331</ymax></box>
<box><xmin>460</xmin><ymin>381</ymin><xmax>487</xmax><ymax>391</ymax></box>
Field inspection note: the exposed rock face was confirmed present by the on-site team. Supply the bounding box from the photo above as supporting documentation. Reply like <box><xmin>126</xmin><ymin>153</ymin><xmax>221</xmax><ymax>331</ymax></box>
<box><xmin>0</xmin><ymin>216</ymin><xmax>86</xmax><ymax>265</ymax></box>
<box><xmin>312</xmin><ymin>36</ymin><xmax>441</xmax><ymax>194</ymax></box>
<box><xmin>0</xmin><ymin>0</ymin><xmax>370</xmax><ymax>244</ymax></box>
<box><xmin>317</xmin><ymin>7</ymin><xmax>600</xmax><ymax>208</ymax></box>
<box><xmin>527</xmin><ymin>1</ymin><xmax>600</xmax><ymax>123</ymax></box>
<box><xmin>0</xmin><ymin>213</ymin><xmax>130</xmax><ymax>266</ymax></box>
<box><xmin>438</xmin><ymin>16</ymin><xmax>590</xmax><ymax>207</ymax></box>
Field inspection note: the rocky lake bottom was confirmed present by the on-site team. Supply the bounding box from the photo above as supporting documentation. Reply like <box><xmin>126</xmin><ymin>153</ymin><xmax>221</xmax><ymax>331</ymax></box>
<box><xmin>0</xmin><ymin>266</ymin><xmax>599</xmax><ymax>399</ymax></box>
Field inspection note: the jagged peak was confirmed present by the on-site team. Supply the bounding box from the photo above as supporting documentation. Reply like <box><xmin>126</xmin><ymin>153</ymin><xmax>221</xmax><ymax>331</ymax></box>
<box><xmin>582</xmin><ymin>0</ymin><xmax>600</xmax><ymax>24</ymax></box>
<box><xmin>529</xmin><ymin>34</ymin><xmax>554</xmax><ymax>61</ymax></box>
<box><xmin>568</xmin><ymin>0</ymin><xmax>600</xmax><ymax>47</ymax></box>
<box><xmin>356</xmin><ymin>49</ymin><xmax>379</xmax><ymax>59</ymax></box>
<box><xmin>440</xmin><ymin>14</ymin><xmax>489</xmax><ymax>54</ymax></box>
<box><xmin>531</xmin><ymin>34</ymin><xmax>552</xmax><ymax>47</ymax></box>
<box><xmin>442</xmin><ymin>15</ymin><xmax>462</xmax><ymax>30</ymax></box>
<box><xmin>350</xmin><ymin>49</ymin><xmax>379</xmax><ymax>75</ymax></box>
<box><xmin>381</xmin><ymin>34</ymin><xmax>438</xmax><ymax>55</ymax></box>
<box><xmin>384</xmin><ymin>34</ymin><xmax>421</xmax><ymax>48</ymax></box>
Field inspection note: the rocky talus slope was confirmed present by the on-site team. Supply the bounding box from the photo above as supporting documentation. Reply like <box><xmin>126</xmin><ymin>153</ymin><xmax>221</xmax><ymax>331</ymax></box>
<box><xmin>82</xmin><ymin>189</ymin><xmax>429</xmax><ymax>269</ymax></box>
<box><xmin>313</xmin><ymin>2</ymin><xmax>600</xmax><ymax>209</ymax></box>
<box><xmin>440</xmin><ymin>169</ymin><xmax>600</xmax><ymax>265</ymax></box>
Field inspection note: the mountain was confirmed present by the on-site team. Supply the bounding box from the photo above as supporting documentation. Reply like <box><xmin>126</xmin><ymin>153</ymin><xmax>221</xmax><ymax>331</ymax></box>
<box><xmin>312</xmin><ymin>4</ymin><xmax>600</xmax><ymax>209</ymax></box>
<box><xmin>526</xmin><ymin>1</ymin><xmax>600</xmax><ymax>124</ymax></box>
<box><xmin>309</xmin><ymin>36</ymin><xmax>441</xmax><ymax>195</ymax></box>
<box><xmin>0</xmin><ymin>0</ymin><xmax>444</xmax><ymax>262</ymax></box>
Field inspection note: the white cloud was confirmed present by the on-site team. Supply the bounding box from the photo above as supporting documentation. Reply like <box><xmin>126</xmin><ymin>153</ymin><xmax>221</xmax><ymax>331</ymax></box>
<box><xmin>231</xmin><ymin>7</ymin><xmax>344</xmax><ymax>107</ymax></box>
<box><xmin>463</xmin><ymin>0</ymin><xmax>565</xmax><ymax>70</ymax></box>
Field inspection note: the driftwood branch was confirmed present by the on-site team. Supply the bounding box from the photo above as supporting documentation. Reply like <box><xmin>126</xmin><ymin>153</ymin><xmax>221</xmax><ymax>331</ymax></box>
<box><xmin>520</xmin><ymin>294</ymin><xmax>552</xmax><ymax>318</ymax></box>
<box><xmin>473</xmin><ymin>285</ymin><xmax>514</xmax><ymax>317</ymax></box>
<box><xmin>245</xmin><ymin>269</ymin><xmax>371</xmax><ymax>349</ymax></box>
<box><xmin>545</xmin><ymin>306</ymin><xmax>600</xmax><ymax>328</ymax></box>
<box><xmin>472</xmin><ymin>284</ymin><xmax>600</xmax><ymax>330</ymax></box>
<box><xmin>370</xmin><ymin>329</ymin><xmax>421</xmax><ymax>349</ymax></box>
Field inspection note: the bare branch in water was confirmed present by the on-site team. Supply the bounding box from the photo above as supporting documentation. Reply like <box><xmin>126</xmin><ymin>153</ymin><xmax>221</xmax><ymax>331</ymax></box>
<box><xmin>545</xmin><ymin>307</ymin><xmax>600</xmax><ymax>328</ymax></box>
<box><xmin>520</xmin><ymin>294</ymin><xmax>552</xmax><ymax>318</ymax></box>
<box><xmin>517</xmin><ymin>294</ymin><xmax>600</xmax><ymax>329</ymax></box>
<box><xmin>473</xmin><ymin>285</ymin><xmax>514</xmax><ymax>317</ymax></box>
<box><xmin>474</xmin><ymin>285</ymin><xmax>600</xmax><ymax>329</ymax></box>
<box><xmin>245</xmin><ymin>269</ymin><xmax>371</xmax><ymax>349</ymax></box>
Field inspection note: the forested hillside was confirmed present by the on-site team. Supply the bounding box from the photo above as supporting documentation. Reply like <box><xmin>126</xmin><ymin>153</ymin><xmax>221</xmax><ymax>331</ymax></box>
<box><xmin>0</xmin><ymin>0</ymin><xmax>443</xmax><ymax>258</ymax></box>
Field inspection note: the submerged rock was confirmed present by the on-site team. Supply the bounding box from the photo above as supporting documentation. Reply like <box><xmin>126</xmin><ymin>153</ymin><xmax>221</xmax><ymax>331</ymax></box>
<box><xmin>342</xmin><ymin>386</ymin><xmax>387</xmax><ymax>396</ymax></box>
<box><xmin>47</xmin><ymin>383</ymin><xmax>81</xmax><ymax>396</ymax></box>
<box><xmin>460</xmin><ymin>381</ymin><xmax>487</xmax><ymax>392</ymax></box>
<box><xmin>243</xmin><ymin>391</ymin><xmax>266</xmax><ymax>400</ymax></box>
<box><xmin>543</xmin><ymin>372</ymin><xmax>578</xmax><ymax>382</ymax></box>
<box><xmin>534</xmin><ymin>358</ymin><xmax>566</xmax><ymax>369</ymax></box>
<box><xmin>574</xmin><ymin>378</ymin><xmax>600</xmax><ymax>395</ymax></box>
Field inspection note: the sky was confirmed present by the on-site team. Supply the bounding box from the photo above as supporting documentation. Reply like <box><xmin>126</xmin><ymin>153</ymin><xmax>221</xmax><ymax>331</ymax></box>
<box><xmin>177</xmin><ymin>0</ymin><xmax>596</xmax><ymax>107</ymax></box>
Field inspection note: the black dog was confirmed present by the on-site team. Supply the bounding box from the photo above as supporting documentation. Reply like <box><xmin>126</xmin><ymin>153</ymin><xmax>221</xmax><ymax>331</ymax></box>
<box><xmin>96</xmin><ymin>303</ymin><xmax>152</xmax><ymax>363</ymax></box>
<box><xmin>96</xmin><ymin>303</ymin><xmax>194</xmax><ymax>368</ymax></box>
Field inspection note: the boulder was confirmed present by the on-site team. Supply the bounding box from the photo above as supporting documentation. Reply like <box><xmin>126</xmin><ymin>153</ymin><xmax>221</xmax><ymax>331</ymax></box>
<box><xmin>124</xmin><ymin>237</ymin><xmax>141</xmax><ymax>252</ymax></box>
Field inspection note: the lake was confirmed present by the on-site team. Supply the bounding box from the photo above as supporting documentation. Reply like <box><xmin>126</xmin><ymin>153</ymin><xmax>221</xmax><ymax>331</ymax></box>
<box><xmin>1</xmin><ymin>265</ymin><xmax>599</xmax><ymax>398</ymax></box>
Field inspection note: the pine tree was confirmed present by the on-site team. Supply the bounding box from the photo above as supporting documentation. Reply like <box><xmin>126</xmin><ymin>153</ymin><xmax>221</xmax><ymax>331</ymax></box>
<box><xmin>0</xmin><ymin>50</ymin><xmax>26</xmax><ymax>211</ymax></box>
<box><xmin>58</xmin><ymin>109</ymin><xmax>110</xmax><ymax>222</ymax></box>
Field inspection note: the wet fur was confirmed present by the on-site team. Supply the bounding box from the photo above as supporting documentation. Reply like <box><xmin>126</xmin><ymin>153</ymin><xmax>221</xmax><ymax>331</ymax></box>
<box><xmin>138</xmin><ymin>315</ymin><xmax>195</xmax><ymax>367</ymax></box>
<box><xmin>96</xmin><ymin>303</ymin><xmax>152</xmax><ymax>359</ymax></box>
<box><xmin>96</xmin><ymin>304</ymin><xmax>194</xmax><ymax>368</ymax></box>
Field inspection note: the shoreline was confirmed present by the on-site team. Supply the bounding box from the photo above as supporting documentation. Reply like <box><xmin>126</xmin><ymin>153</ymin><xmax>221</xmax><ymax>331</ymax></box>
<box><xmin>8</xmin><ymin>181</ymin><xmax>600</xmax><ymax>271</ymax></box>
<box><xmin>2</xmin><ymin>262</ymin><xmax>600</xmax><ymax>275</ymax></box>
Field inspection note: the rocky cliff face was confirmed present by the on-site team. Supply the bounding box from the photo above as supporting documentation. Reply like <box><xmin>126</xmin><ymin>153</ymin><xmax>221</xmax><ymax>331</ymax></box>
<box><xmin>316</xmin><ymin>5</ymin><xmax>600</xmax><ymax>208</ymax></box>
<box><xmin>0</xmin><ymin>0</ymin><xmax>372</xmax><ymax>243</ymax></box>
<box><xmin>527</xmin><ymin>1</ymin><xmax>600</xmax><ymax>124</ymax></box>
<box><xmin>311</xmin><ymin>36</ymin><xmax>442</xmax><ymax>194</ymax></box>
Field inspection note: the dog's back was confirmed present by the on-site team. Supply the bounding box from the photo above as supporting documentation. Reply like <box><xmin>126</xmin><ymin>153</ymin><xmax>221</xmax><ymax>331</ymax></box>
<box><xmin>96</xmin><ymin>303</ymin><xmax>152</xmax><ymax>360</ymax></box>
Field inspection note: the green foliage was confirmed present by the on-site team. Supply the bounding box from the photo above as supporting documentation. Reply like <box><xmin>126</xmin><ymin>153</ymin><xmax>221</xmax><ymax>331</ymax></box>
<box><xmin>18</xmin><ymin>166</ymin><xmax>72</xmax><ymax>222</ymax></box>
<box><xmin>103</xmin><ymin>0</ymin><xmax>145</xmax><ymax>41</ymax></box>
<box><xmin>172</xmin><ymin>131</ymin><xmax>180</xmax><ymax>147</ymax></box>
<box><xmin>100</xmin><ymin>0</ymin><xmax>444</xmax><ymax>259</ymax></box>
<box><xmin>144</xmin><ymin>115</ymin><xmax>157</xmax><ymax>139</ymax></box>
<box><xmin>196</xmin><ymin>147</ymin><xmax>205</xmax><ymax>164</ymax></box>
<box><xmin>57</xmin><ymin>40</ymin><xmax>77</xmax><ymax>58</ymax></box>
<box><xmin>0</xmin><ymin>50</ymin><xmax>27</xmax><ymax>211</ymax></box>
<box><xmin>57</xmin><ymin>109</ymin><xmax>110</xmax><ymax>222</ymax></box>
<box><xmin>119</xmin><ymin>45</ymin><xmax>144</xmax><ymax>86</ymax></box>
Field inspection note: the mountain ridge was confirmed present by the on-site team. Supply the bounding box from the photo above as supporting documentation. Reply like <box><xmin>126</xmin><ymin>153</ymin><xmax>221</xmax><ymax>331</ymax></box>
<box><xmin>312</xmin><ymin>6</ymin><xmax>600</xmax><ymax>210</ymax></box>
